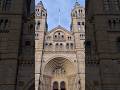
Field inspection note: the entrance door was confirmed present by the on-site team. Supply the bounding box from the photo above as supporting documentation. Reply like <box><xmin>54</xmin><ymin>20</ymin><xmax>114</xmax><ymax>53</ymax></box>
<box><xmin>60</xmin><ymin>81</ymin><xmax>66</xmax><ymax>90</ymax></box>
<box><xmin>53</xmin><ymin>81</ymin><xmax>58</xmax><ymax>90</ymax></box>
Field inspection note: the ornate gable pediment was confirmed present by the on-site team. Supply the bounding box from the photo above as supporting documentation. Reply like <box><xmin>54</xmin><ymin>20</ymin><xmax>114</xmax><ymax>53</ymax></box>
<box><xmin>47</xmin><ymin>25</ymin><xmax>72</xmax><ymax>35</ymax></box>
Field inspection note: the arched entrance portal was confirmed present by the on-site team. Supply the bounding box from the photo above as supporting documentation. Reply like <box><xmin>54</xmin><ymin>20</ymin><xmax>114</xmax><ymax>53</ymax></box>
<box><xmin>44</xmin><ymin>57</ymin><xmax>76</xmax><ymax>90</ymax></box>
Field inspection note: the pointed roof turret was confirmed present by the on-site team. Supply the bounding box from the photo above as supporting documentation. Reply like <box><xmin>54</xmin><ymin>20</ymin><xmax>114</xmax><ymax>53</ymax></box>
<box><xmin>74</xmin><ymin>1</ymin><xmax>80</xmax><ymax>8</ymax></box>
<box><xmin>71</xmin><ymin>1</ymin><xmax>84</xmax><ymax>18</ymax></box>
<box><xmin>37</xmin><ymin>1</ymin><xmax>44</xmax><ymax>7</ymax></box>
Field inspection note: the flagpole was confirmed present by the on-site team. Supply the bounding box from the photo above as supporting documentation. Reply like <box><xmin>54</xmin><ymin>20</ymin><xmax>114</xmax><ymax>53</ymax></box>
<box><xmin>59</xmin><ymin>8</ymin><xmax>60</xmax><ymax>25</ymax></box>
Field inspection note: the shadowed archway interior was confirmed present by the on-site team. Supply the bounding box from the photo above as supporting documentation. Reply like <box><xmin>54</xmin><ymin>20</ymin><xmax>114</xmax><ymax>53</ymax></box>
<box><xmin>44</xmin><ymin>57</ymin><xmax>76</xmax><ymax>76</ymax></box>
<box><xmin>28</xmin><ymin>83</ymin><xmax>35</xmax><ymax>90</ymax></box>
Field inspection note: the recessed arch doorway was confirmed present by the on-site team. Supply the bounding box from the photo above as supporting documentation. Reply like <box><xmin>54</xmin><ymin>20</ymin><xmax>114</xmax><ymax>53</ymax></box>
<box><xmin>44</xmin><ymin>57</ymin><xmax>76</xmax><ymax>90</ymax></box>
<box><xmin>60</xmin><ymin>81</ymin><xmax>66</xmax><ymax>90</ymax></box>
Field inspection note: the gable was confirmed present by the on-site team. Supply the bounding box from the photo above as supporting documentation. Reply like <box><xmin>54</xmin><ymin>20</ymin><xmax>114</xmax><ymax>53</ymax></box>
<box><xmin>45</xmin><ymin>25</ymin><xmax>74</xmax><ymax>42</ymax></box>
<box><xmin>47</xmin><ymin>25</ymin><xmax>72</xmax><ymax>35</ymax></box>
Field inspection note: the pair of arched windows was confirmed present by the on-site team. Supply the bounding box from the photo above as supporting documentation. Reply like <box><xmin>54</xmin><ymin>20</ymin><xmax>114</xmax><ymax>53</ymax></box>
<box><xmin>77</xmin><ymin>22</ymin><xmax>85</xmax><ymax>26</ymax></box>
<box><xmin>66</xmin><ymin>43</ymin><xmax>73</xmax><ymax>49</ymax></box>
<box><xmin>0</xmin><ymin>19</ymin><xmax>8</xmax><ymax>31</ymax></box>
<box><xmin>72</xmin><ymin>9</ymin><xmax>84</xmax><ymax>17</ymax></box>
<box><xmin>45</xmin><ymin>43</ymin><xmax>52</xmax><ymax>46</ymax></box>
<box><xmin>108</xmin><ymin>19</ymin><xmax>120</xmax><ymax>29</ymax></box>
<box><xmin>104</xmin><ymin>0</ymin><xmax>120</xmax><ymax>11</ymax></box>
<box><xmin>0</xmin><ymin>0</ymin><xmax>12</xmax><ymax>11</ymax></box>
<box><xmin>68</xmin><ymin>36</ymin><xmax>71</xmax><ymax>40</ymax></box>
<box><xmin>56</xmin><ymin>43</ymin><xmax>63</xmax><ymax>49</ymax></box>
<box><xmin>53</xmin><ymin>81</ymin><xmax>66</xmax><ymax>90</ymax></box>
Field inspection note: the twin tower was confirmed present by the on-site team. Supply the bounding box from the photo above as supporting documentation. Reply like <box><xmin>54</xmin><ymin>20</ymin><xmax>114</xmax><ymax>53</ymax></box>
<box><xmin>35</xmin><ymin>1</ymin><xmax>85</xmax><ymax>90</ymax></box>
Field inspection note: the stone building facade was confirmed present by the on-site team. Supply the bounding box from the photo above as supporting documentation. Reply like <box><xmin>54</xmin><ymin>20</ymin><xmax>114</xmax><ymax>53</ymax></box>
<box><xmin>86</xmin><ymin>0</ymin><xmax>120</xmax><ymax>90</ymax></box>
<box><xmin>0</xmin><ymin>0</ymin><xmax>35</xmax><ymax>90</ymax></box>
<box><xmin>35</xmin><ymin>1</ymin><xmax>85</xmax><ymax>90</ymax></box>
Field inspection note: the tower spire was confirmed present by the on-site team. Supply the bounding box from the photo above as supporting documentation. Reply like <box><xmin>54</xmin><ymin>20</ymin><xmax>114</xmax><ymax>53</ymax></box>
<box><xmin>37</xmin><ymin>0</ymin><xmax>43</xmax><ymax>7</ymax></box>
<box><xmin>74</xmin><ymin>0</ymin><xmax>80</xmax><ymax>8</ymax></box>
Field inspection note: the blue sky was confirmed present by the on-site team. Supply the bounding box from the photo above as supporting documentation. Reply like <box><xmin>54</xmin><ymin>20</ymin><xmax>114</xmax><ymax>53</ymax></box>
<box><xmin>35</xmin><ymin>0</ymin><xmax>85</xmax><ymax>30</ymax></box>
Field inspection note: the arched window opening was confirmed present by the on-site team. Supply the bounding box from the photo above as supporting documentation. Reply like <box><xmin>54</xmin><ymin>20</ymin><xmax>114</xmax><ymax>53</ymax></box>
<box><xmin>30</xmin><ymin>24</ymin><xmax>33</xmax><ymax>29</ymax></box>
<box><xmin>36</xmin><ymin>21</ymin><xmax>40</xmax><ymax>30</ymax></box>
<box><xmin>60</xmin><ymin>81</ymin><xmax>66</xmax><ymax>90</ymax></box>
<box><xmin>53</xmin><ymin>81</ymin><xmax>58</xmax><ymax>90</ymax></box>
<box><xmin>58</xmin><ymin>32</ymin><xmax>60</xmax><ymax>35</ymax></box>
<box><xmin>55</xmin><ymin>43</ymin><xmax>59</xmax><ymax>50</ymax></box>
<box><xmin>45</xmin><ymin>43</ymin><xmax>48</xmax><ymax>46</ymax></box>
<box><xmin>78</xmin><ymin>22</ymin><xmax>80</xmax><ymax>25</ymax></box>
<box><xmin>70</xmin><ymin>43</ymin><xmax>73</xmax><ymax>49</ymax></box>
<box><xmin>113</xmin><ymin>20</ymin><xmax>116</xmax><ymax>25</ymax></box>
<box><xmin>116</xmin><ymin>37</ymin><xmax>120</xmax><ymax>52</ymax></box>
<box><xmin>72</xmin><ymin>13</ymin><xmax>75</xmax><ymax>17</ymax></box>
<box><xmin>55</xmin><ymin>35</ymin><xmax>57</xmax><ymax>38</ymax></box>
<box><xmin>66</xmin><ymin>43</ymin><xmax>69</xmax><ymax>49</ymax></box>
<box><xmin>68</xmin><ymin>37</ymin><xmax>69</xmax><ymax>40</ymax></box>
<box><xmin>75</xmin><ymin>11</ymin><xmax>77</xmax><ymax>17</ymax></box>
<box><xmin>37</xmin><ymin>21</ymin><xmax>40</xmax><ymax>25</ymax></box>
<box><xmin>82</xmin><ymin>22</ymin><xmax>84</xmax><ymax>25</ymax></box>
<box><xmin>61</xmin><ymin>35</ymin><xmax>64</xmax><ymax>38</ymax></box>
<box><xmin>108</xmin><ymin>20</ymin><xmax>112</xmax><ymax>26</ymax></box>
<box><xmin>79</xmin><ymin>9</ymin><xmax>80</xmax><ymax>16</ymax></box>
<box><xmin>49</xmin><ymin>43</ymin><xmax>52</xmax><ymax>46</ymax></box>
<box><xmin>60</xmin><ymin>43</ymin><xmax>63</xmax><ymax>48</ymax></box>
<box><xmin>56</xmin><ymin>43</ymin><xmax>58</xmax><ymax>46</ymax></box>
<box><xmin>25</xmin><ymin>41</ymin><xmax>31</xmax><ymax>46</ymax></box>
<box><xmin>0</xmin><ymin>19</ymin><xmax>3</xmax><ymax>30</ymax></box>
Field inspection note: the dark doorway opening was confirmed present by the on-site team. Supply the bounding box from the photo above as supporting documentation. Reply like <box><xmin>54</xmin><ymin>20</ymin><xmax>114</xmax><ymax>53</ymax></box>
<box><xmin>60</xmin><ymin>81</ymin><xmax>66</xmax><ymax>90</ymax></box>
<box><xmin>53</xmin><ymin>81</ymin><xmax>58</xmax><ymax>90</ymax></box>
